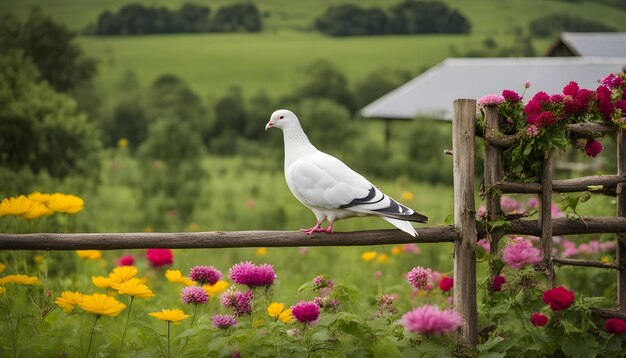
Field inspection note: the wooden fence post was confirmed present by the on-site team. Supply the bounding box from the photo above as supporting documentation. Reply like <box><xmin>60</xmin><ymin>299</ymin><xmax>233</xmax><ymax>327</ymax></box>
<box><xmin>483</xmin><ymin>105</ymin><xmax>504</xmax><ymax>279</ymax></box>
<box><xmin>453</xmin><ymin>99</ymin><xmax>478</xmax><ymax>346</ymax></box>
<box><xmin>540</xmin><ymin>150</ymin><xmax>555</xmax><ymax>287</ymax></box>
<box><xmin>617</xmin><ymin>129</ymin><xmax>626</xmax><ymax>311</ymax></box>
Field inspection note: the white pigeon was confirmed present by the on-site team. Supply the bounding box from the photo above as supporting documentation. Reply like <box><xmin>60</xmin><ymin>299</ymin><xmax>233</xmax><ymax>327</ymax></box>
<box><xmin>265</xmin><ymin>109</ymin><xmax>428</xmax><ymax>236</ymax></box>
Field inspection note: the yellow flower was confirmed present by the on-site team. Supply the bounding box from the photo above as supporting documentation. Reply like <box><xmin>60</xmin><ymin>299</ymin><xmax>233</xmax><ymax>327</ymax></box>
<box><xmin>401</xmin><ymin>191</ymin><xmax>414</xmax><ymax>200</ymax></box>
<box><xmin>144</xmin><ymin>226</ymin><xmax>153</xmax><ymax>233</ymax></box>
<box><xmin>256</xmin><ymin>247</ymin><xmax>268</xmax><ymax>256</ymax></box>
<box><xmin>0</xmin><ymin>195</ymin><xmax>35</xmax><ymax>217</ymax></box>
<box><xmin>377</xmin><ymin>253</ymin><xmax>389</xmax><ymax>264</ymax></box>
<box><xmin>113</xmin><ymin>279</ymin><xmax>155</xmax><ymax>298</ymax></box>
<box><xmin>278</xmin><ymin>308</ymin><xmax>293</xmax><ymax>323</ymax></box>
<box><xmin>0</xmin><ymin>274</ymin><xmax>40</xmax><ymax>285</ymax></box>
<box><xmin>118</xmin><ymin>138</ymin><xmax>129</xmax><ymax>149</ymax></box>
<box><xmin>109</xmin><ymin>266</ymin><xmax>138</xmax><ymax>284</ymax></box>
<box><xmin>46</xmin><ymin>193</ymin><xmax>84</xmax><ymax>214</ymax></box>
<box><xmin>78</xmin><ymin>293</ymin><xmax>126</xmax><ymax>317</ymax></box>
<box><xmin>22</xmin><ymin>202</ymin><xmax>54</xmax><ymax>220</ymax></box>
<box><xmin>92</xmin><ymin>275</ymin><xmax>114</xmax><ymax>289</ymax></box>
<box><xmin>165</xmin><ymin>269</ymin><xmax>196</xmax><ymax>286</ymax></box>
<box><xmin>76</xmin><ymin>250</ymin><xmax>102</xmax><ymax>260</ymax></box>
<box><xmin>149</xmin><ymin>309</ymin><xmax>189</xmax><ymax>323</ymax></box>
<box><xmin>267</xmin><ymin>302</ymin><xmax>285</xmax><ymax>317</ymax></box>
<box><xmin>601</xmin><ymin>256</ymin><xmax>611</xmax><ymax>263</ymax></box>
<box><xmin>0</xmin><ymin>263</ymin><xmax>5</xmax><ymax>273</ymax></box>
<box><xmin>361</xmin><ymin>251</ymin><xmax>378</xmax><ymax>262</ymax></box>
<box><xmin>55</xmin><ymin>291</ymin><xmax>84</xmax><ymax>313</ymax></box>
<box><xmin>0</xmin><ymin>286</ymin><xmax>6</xmax><ymax>295</ymax></box>
<box><xmin>202</xmin><ymin>280</ymin><xmax>229</xmax><ymax>298</ymax></box>
<box><xmin>390</xmin><ymin>246</ymin><xmax>402</xmax><ymax>256</ymax></box>
<box><xmin>28</xmin><ymin>192</ymin><xmax>50</xmax><ymax>204</ymax></box>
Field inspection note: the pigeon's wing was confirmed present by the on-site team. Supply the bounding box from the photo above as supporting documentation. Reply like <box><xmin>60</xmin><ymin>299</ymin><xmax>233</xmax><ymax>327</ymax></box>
<box><xmin>287</xmin><ymin>153</ymin><xmax>427</xmax><ymax>223</ymax></box>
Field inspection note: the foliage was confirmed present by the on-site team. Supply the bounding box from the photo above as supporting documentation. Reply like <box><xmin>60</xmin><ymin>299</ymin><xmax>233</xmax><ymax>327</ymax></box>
<box><xmin>210</xmin><ymin>3</ymin><xmax>262</xmax><ymax>33</ymax></box>
<box><xmin>354</xmin><ymin>68</ymin><xmax>413</xmax><ymax>109</ymax></box>
<box><xmin>0</xmin><ymin>51</ymin><xmax>101</xmax><ymax>183</ymax></box>
<box><xmin>314</xmin><ymin>4</ymin><xmax>389</xmax><ymax>37</ymax></box>
<box><xmin>389</xmin><ymin>1</ymin><xmax>471</xmax><ymax>35</ymax></box>
<box><xmin>529</xmin><ymin>13</ymin><xmax>616</xmax><ymax>37</ymax></box>
<box><xmin>0</xmin><ymin>10</ymin><xmax>97</xmax><ymax>93</ymax></box>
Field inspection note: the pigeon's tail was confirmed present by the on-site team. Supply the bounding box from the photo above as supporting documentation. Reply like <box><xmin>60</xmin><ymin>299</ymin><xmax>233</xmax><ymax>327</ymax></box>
<box><xmin>382</xmin><ymin>217</ymin><xmax>418</xmax><ymax>237</ymax></box>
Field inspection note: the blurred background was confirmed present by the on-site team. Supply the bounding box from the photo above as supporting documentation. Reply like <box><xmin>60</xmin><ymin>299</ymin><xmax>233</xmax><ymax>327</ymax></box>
<box><xmin>1</xmin><ymin>0</ymin><xmax>625</xmax><ymax>291</ymax></box>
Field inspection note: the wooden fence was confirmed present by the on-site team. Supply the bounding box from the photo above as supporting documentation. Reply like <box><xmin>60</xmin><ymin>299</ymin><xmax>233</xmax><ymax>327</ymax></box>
<box><xmin>1</xmin><ymin>99</ymin><xmax>625</xmax><ymax>346</ymax></box>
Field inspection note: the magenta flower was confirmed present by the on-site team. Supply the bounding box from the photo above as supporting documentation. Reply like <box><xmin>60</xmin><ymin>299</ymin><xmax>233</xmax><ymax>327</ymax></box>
<box><xmin>291</xmin><ymin>301</ymin><xmax>320</xmax><ymax>324</ymax></box>
<box><xmin>478</xmin><ymin>94</ymin><xmax>505</xmax><ymax>107</ymax></box>
<box><xmin>585</xmin><ymin>138</ymin><xmax>603</xmax><ymax>158</ymax></box>
<box><xmin>491</xmin><ymin>275</ymin><xmax>506</xmax><ymax>292</ymax></box>
<box><xmin>229</xmin><ymin>261</ymin><xmax>276</xmax><ymax>288</ymax></box>
<box><xmin>117</xmin><ymin>255</ymin><xmax>134</xmax><ymax>266</ymax></box>
<box><xmin>406</xmin><ymin>266</ymin><xmax>432</xmax><ymax>289</ymax></box>
<box><xmin>312</xmin><ymin>275</ymin><xmax>334</xmax><ymax>291</ymax></box>
<box><xmin>543</xmin><ymin>286</ymin><xmax>575</xmax><ymax>312</ymax></box>
<box><xmin>211</xmin><ymin>314</ymin><xmax>237</xmax><ymax>329</ymax></box>
<box><xmin>189</xmin><ymin>265</ymin><xmax>222</xmax><ymax>285</ymax></box>
<box><xmin>439</xmin><ymin>276</ymin><xmax>453</xmax><ymax>292</ymax></box>
<box><xmin>477</xmin><ymin>238</ymin><xmax>490</xmax><ymax>252</ymax></box>
<box><xmin>600</xmin><ymin>73</ymin><xmax>623</xmax><ymax>89</ymax></box>
<box><xmin>220</xmin><ymin>288</ymin><xmax>253</xmax><ymax>316</ymax></box>
<box><xmin>502</xmin><ymin>237</ymin><xmax>542</xmax><ymax>269</ymax></box>
<box><xmin>181</xmin><ymin>286</ymin><xmax>208</xmax><ymax>305</ymax></box>
<box><xmin>604</xmin><ymin>318</ymin><xmax>626</xmax><ymax>334</ymax></box>
<box><xmin>502</xmin><ymin>89</ymin><xmax>522</xmax><ymax>102</ymax></box>
<box><xmin>146</xmin><ymin>249</ymin><xmax>173</xmax><ymax>268</ymax></box>
<box><xmin>530</xmin><ymin>312</ymin><xmax>549</xmax><ymax>327</ymax></box>
<box><xmin>401</xmin><ymin>305</ymin><xmax>464</xmax><ymax>334</ymax></box>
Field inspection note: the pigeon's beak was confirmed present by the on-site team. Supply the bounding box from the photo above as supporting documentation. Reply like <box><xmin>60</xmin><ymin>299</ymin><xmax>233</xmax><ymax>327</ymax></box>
<box><xmin>265</xmin><ymin>120</ymin><xmax>274</xmax><ymax>131</ymax></box>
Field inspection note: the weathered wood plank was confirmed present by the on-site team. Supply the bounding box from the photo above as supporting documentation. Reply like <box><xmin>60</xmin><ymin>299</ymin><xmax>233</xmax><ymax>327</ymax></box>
<box><xmin>496</xmin><ymin>175</ymin><xmax>626</xmax><ymax>195</ymax></box>
<box><xmin>484</xmin><ymin>123</ymin><xmax>616</xmax><ymax>148</ymax></box>
<box><xmin>478</xmin><ymin>217</ymin><xmax>626</xmax><ymax>236</ymax></box>
<box><xmin>0</xmin><ymin>227</ymin><xmax>459</xmax><ymax>250</ymax></box>
<box><xmin>553</xmin><ymin>257</ymin><xmax>619</xmax><ymax>270</ymax></box>
<box><xmin>453</xmin><ymin>99</ymin><xmax>478</xmax><ymax>346</ymax></box>
<box><xmin>617</xmin><ymin>128</ymin><xmax>626</xmax><ymax>312</ymax></box>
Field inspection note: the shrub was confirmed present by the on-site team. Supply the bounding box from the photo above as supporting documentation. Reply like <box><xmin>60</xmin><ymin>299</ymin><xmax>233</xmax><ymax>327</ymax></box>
<box><xmin>529</xmin><ymin>14</ymin><xmax>616</xmax><ymax>37</ymax></box>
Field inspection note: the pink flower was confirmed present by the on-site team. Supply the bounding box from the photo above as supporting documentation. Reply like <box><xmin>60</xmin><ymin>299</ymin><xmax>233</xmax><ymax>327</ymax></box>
<box><xmin>551</xmin><ymin>203</ymin><xmax>565</xmax><ymax>218</ymax></box>
<box><xmin>475</xmin><ymin>206</ymin><xmax>487</xmax><ymax>220</ymax></box>
<box><xmin>502</xmin><ymin>237</ymin><xmax>542</xmax><ymax>269</ymax></box>
<box><xmin>478</xmin><ymin>94</ymin><xmax>505</xmax><ymax>107</ymax></box>
<box><xmin>526</xmin><ymin>125</ymin><xmax>540</xmax><ymax>137</ymax></box>
<box><xmin>117</xmin><ymin>255</ymin><xmax>134</xmax><ymax>266</ymax></box>
<box><xmin>527</xmin><ymin>197</ymin><xmax>539</xmax><ymax>209</ymax></box>
<box><xmin>502</xmin><ymin>89</ymin><xmax>522</xmax><ymax>102</ymax></box>
<box><xmin>189</xmin><ymin>266</ymin><xmax>222</xmax><ymax>285</ymax></box>
<box><xmin>525</xmin><ymin>81</ymin><xmax>531</xmax><ymax>89</ymax></box>
<box><xmin>530</xmin><ymin>312</ymin><xmax>549</xmax><ymax>327</ymax></box>
<box><xmin>220</xmin><ymin>288</ymin><xmax>253</xmax><ymax>316</ymax></box>
<box><xmin>312</xmin><ymin>275</ymin><xmax>334</xmax><ymax>291</ymax></box>
<box><xmin>585</xmin><ymin>138</ymin><xmax>603</xmax><ymax>158</ymax></box>
<box><xmin>291</xmin><ymin>301</ymin><xmax>320</xmax><ymax>323</ymax></box>
<box><xmin>229</xmin><ymin>261</ymin><xmax>276</xmax><ymax>288</ymax></box>
<box><xmin>181</xmin><ymin>286</ymin><xmax>209</xmax><ymax>305</ymax></box>
<box><xmin>542</xmin><ymin>286</ymin><xmax>575</xmax><ymax>312</ymax></box>
<box><xmin>536</xmin><ymin>111</ymin><xmax>556</xmax><ymax>126</ymax></box>
<box><xmin>477</xmin><ymin>238</ymin><xmax>490</xmax><ymax>252</ymax></box>
<box><xmin>146</xmin><ymin>249</ymin><xmax>173</xmax><ymax>268</ymax></box>
<box><xmin>500</xmin><ymin>196</ymin><xmax>520</xmax><ymax>213</ymax></box>
<box><xmin>604</xmin><ymin>318</ymin><xmax>626</xmax><ymax>334</ymax></box>
<box><xmin>439</xmin><ymin>276</ymin><xmax>453</xmax><ymax>292</ymax></box>
<box><xmin>212</xmin><ymin>314</ymin><xmax>237</xmax><ymax>329</ymax></box>
<box><xmin>402</xmin><ymin>243</ymin><xmax>421</xmax><ymax>254</ymax></box>
<box><xmin>401</xmin><ymin>305</ymin><xmax>464</xmax><ymax>334</ymax></box>
<box><xmin>407</xmin><ymin>267</ymin><xmax>432</xmax><ymax>289</ymax></box>
<box><xmin>491</xmin><ymin>275</ymin><xmax>506</xmax><ymax>292</ymax></box>
<box><xmin>562</xmin><ymin>81</ymin><xmax>579</xmax><ymax>97</ymax></box>
<box><xmin>597</xmin><ymin>85</ymin><xmax>615</xmax><ymax>120</ymax></box>
<box><xmin>600</xmin><ymin>73</ymin><xmax>623</xmax><ymax>89</ymax></box>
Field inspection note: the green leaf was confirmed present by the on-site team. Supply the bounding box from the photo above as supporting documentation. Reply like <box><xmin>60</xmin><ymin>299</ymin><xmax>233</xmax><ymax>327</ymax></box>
<box><xmin>560</xmin><ymin>320</ymin><xmax>581</xmax><ymax>334</ymax></box>
<box><xmin>561</xmin><ymin>335</ymin><xmax>598</xmax><ymax>358</ymax></box>
<box><xmin>477</xmin><ymin>335</ymin><xmax>505</xmax><ymax>352</ymax></box>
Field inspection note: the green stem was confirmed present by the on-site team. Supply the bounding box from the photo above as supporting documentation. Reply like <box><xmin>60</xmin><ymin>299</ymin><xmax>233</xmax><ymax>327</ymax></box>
<box><xmin>86</xmin><ymin>315</ymin><xmax>100</xmax><ymax>358</ymax></box>
<box><xmin>5</xmin><ymin>309</ymin><xmax>17</xmax><ymax>358</ymax></box>
<box><xmin>167</xmin><ymin>321</ymin><xmax>171</xmax><ymax>358</ymax></box>
<box><xmin>43</xmin><ymin>250</ymin><xmax>50</xmax><ymax>303</ymax></box>
<box><xmin>118</xmin><ymin>296</ymin><xmax>134</xmax><ymax>357</ymax></box>
<box><xmin>179</xmin><ymin>304</ymin><xmax>198</xmax><ymax>356</ymax></box>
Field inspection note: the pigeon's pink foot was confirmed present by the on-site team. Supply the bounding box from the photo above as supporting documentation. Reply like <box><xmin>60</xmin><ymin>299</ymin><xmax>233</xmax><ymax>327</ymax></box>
<box><xmin>322</xmin><ymin>223</ymin><xmax>334</xmax><ymax>233</ymax></box>
<box><xmin>300</xmin><ymin>223</ymin><xmax>325</xmax><ymax>235</ymax></box>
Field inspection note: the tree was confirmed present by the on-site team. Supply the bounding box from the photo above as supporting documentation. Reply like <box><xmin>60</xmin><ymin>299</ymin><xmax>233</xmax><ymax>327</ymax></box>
<box><xmin>210</xmin><ymin>86</ymin><xmax>248</xmax><ymax>154</ymax></box>
<box><xmin>210</xmin><ymin>3</ymin><xmax>262</xmax><ymax>32</ymax></box>
<box><xmin>103</xmin><ymin>99</ymin><xmax>149</xmax><ymax>149</ymax></box>
<box><xmin>0</xmin><ymin>10</ymin><xmax>97</xmax><ymax>93</ymax></box>
<box><xmin>0</xmin><ymin>51</ymin><xmax>101</xmax><ymax>181</ymax></box>
<box><xmin>292</xmin><ymin>99</ymin><xmax>355</xmax><ymax>154</ymax></box>
<box><xmin>355</xmin><ymin>68</ymin><xmax>412</xmax><ymax>109</ymax></box>
<box><xmin>389</xmin><ymin>1</ymin><xmax>470</xmax><ymax>34</ymax></box>
<box><xmin>315</xmin><ymin>4</ymin><xmax>388</xmax><ymax>36</ymax></box>
<box><xmin>529</xmin><ymin>14</ymin><xmax>616</xmax><ymax>37</ymax></box>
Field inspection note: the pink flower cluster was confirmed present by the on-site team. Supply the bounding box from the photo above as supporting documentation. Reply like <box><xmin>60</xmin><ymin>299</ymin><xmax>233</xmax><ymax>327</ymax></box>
<box><xmin>212</xmin><ymin>314</ymin><xmax>237</xmax><ymax>329</ymax></box>
<box><xmin>502</xmin><ymin>237</ymin><xmax>542</xmax><ymax>269</ymax></box>
<box><xmin>189</xmin><ymin>265</ymin><xmax>222</xmax><ymax>285</ymax></box>
<box><xmin>406</xmin><ymin>266</ymin><xmax>432</xmax><ymax>289</ymax></box>
<box><xmin>117</xmin><ymin>255</ymin><xmax>134</xmax><ymax>266</ymax></box>
<box><xmin>291</xmin><ymin>300</ymin><xmax>320</xmax><ymax>323</ymax></box>
<box><xmin>146</xmin><ymin>249</ymin><xmax>173</xmax><ymax>268</ymax></box>
<box><xmin>181</xmin><ymin>286</ymin><xmax>209</xmax><ymax>305</ymax></box>
<box><xmin>478</xmin><ymin>94</ymin><xmax>505</xmax><ymax>107</ymax></box>
<box><xmin>556</xmin><ymin>238</ymin><xmax>615</xmax><ymax>258</ymax></box>
<box><xmin>220</xmin><ymin>288</ymin><xmax>253</xmax><ymax>316</ymax></box>
<box><xmin>401</xmin><ymin>305</ymin><xmax>464</xmax><ymax>334</ymax></box>
<box><xmin>585</xmin><ymin>138</ymin><xmax>603</xmax><ymax>158</ymax></box>
<box><xmin>229</xmin><ymin>261</ymin><xmax>276</xmax><ymax>288</ymax></box>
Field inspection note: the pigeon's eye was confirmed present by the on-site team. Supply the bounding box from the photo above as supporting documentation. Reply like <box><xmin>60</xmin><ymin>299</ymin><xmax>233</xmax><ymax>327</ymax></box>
<box><xmin>279</xmin><ymin>116</ymin><xmax>284</xmax><ymax>119</ymax></box>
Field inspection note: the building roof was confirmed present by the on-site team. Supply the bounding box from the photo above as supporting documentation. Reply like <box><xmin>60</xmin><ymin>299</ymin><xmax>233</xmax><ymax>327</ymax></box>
<box><xmin>546</xmin><ymin>32</ymin><xmax>626</xmax><ymax>57</ymax></box>
<box><xmin>360</xmin><ymin>57</ymin><xmax>626</xmax><ymax>120</ymax></box>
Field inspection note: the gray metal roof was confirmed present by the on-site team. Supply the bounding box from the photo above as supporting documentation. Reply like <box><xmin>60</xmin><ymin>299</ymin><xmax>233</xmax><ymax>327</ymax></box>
<box><xmin>555</xmin><ymin>32</ymin><xmax>626</xmax><ymax>57</ymax></box>
<box><xmin>360</xmin><ymin>57</ymin><xmax>626</xmax><ymax>120</ymax></box>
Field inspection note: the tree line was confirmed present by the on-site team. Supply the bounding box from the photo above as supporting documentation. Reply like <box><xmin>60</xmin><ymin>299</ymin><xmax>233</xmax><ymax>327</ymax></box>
<box><xmin>314</xmin><ymin>1</ymin><xmax>471</xmax><ymax>37</ymax></box>
<box><xmin>91</xmin><ymin>2</ymin><xmax>262</xmax><ymax>35</ymax></box>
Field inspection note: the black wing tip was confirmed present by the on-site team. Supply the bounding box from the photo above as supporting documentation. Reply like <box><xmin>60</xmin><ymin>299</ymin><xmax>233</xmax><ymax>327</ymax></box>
<box><xmin>408</xmin><ymin>212</ymin><xmax>428</xmax><ymax>223</ymax></box>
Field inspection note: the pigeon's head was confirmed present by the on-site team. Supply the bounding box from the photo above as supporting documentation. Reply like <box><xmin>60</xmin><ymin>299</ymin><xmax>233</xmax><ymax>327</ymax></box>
<box><xmin>265</xmin><ymin>109</ymin><xmax>299</xmax><ymax>131</ymax></box>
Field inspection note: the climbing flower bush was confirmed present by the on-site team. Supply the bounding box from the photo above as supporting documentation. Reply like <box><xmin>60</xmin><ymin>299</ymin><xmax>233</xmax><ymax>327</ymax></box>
<box><xmin>477</xmin><ymin>72</ymin><xmax>626</xmax><ymax>180</ymax></box>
